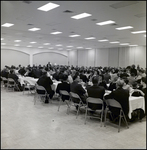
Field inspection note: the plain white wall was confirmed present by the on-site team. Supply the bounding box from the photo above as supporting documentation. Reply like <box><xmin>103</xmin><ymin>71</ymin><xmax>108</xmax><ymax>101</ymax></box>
<box><xmin>1</xmin><ymin>48</ymin><xmax>29</xmax><ymax>69</ymax></box>
<box><xmin>68</xmin><ymin>50</ymin><xmax>78</xmax><ymax>66</ymax></box>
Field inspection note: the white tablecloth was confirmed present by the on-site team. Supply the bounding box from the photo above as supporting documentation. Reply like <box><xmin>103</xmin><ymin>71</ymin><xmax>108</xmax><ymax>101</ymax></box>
<box><xmin>128</xmin><ymin>96</ymin><xmax>145</xmax><ymax>119</ymax></box>
<box><xmin>18</xmin><ymin>76</ymin><xmax>38</xmax><ymax>86</ymax></box>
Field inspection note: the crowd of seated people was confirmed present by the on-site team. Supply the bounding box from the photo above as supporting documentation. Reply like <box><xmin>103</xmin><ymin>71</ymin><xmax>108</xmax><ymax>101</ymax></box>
<box><xmin>1</xmin><ymin>63</ymin><xmax>146</xmax><ymax>120</ymax></box>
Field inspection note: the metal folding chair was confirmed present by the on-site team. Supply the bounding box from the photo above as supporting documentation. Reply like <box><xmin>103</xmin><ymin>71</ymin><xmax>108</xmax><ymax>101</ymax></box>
<box><xmin>7</xmin><ymin>78</ymin><xmax>20</xmax><ymax>91</ymax></box>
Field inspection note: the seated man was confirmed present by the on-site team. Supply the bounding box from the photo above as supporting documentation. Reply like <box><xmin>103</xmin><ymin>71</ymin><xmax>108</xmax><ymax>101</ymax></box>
<box><xmin>56</xmin><ymin>74</ymin><xmax>70</xmax><ymax>101</ymax></box>
<box><xmin>8</xmin><ymin>69</ymin><xmax>23</xmax><ymax>91</ymax></box>
<box><xmin>70</xmin><ymin>74</ymin><xmax>87</xmax><ymax>104</ymax></box>
<box><xmin>87</xmin><ymin>76</ymin><xmax>105</xmax><ymax>110</ymax></box>
<box><xmin>104</xmin><ymin>79</ymin><xmax>129</xmax><ymax>121</ymax></box>
<box><xmin>37</xmin><ymin>71</ymin><xmax>55</xmax><ymax>103</ymax></box>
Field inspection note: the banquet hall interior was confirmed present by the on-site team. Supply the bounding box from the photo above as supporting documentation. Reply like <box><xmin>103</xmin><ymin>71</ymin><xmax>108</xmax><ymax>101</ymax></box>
<box><xmin>1</xmin><ymin>1</ymin><xmax>146</xmax><ymax>149</ymax></box>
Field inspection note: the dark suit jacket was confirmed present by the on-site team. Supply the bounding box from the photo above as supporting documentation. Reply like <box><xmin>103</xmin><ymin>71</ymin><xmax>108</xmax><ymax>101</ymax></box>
<box><xmin>8</xmin><ymin>73</ymin><xmax>19</xmax><ymax>83</ymax></box>
<box><xmin>56</xmin><ymin>81</ymin><xmax>70</xmax><ymax>101</ymax></box>
<box><xmin>108</xmin><ymin>82</ymin><xmax>116</xmax><ymax>91</ymax></box>
<box><xmin>37</xmin><ymin>75</ymin><xmax>53</xmax><ymax>93</ymax></box>
<box><xmin>1</xmin><ymin>70</ymin><xmax>9</xmax><ymax>78</ymax></box>
<box><xmin>104</xmin><ymin>88</ymin><xmax>129</xmax><ymax>117</ymax></box>
<box><xmin>70</xmin><ymin>81</ymin><xmax>86</xmax><ymax>102</ymax></box>
<box><xmin>18</xmin><ymin>68</ymin><xmax>26</xmax><ymax>76</ymax></box>
<box><xmin>80</xmin><ymin>74</ymin><xmax>89</xmax><ymax>83</ymax></box>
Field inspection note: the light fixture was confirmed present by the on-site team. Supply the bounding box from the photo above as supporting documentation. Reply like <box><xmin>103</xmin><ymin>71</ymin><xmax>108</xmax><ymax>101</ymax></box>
<box><xmin>96</xmin><ymin>20</ymin><xmax>115</xmax><ymax>26</ymax></box>
<box><xmin>85</xmin><ymin>37</ymin><xmax>96</xmax><ymax>40</ymax></box>
<box><xmin>37</xmin><ymin>2</ymin><xmax>60</xmax><ymax>12</ymax></box>
<box><xmin>50</xmin><ymin>31</ymin><xmax>62</xmax><ymax>34</ymax></box>
<box><xmin>27</xmin><ymin>45</ymin><xmax>32</xmax><ymax>47</ymax></box>
<box><xmin>77</xmin><ymin>47</ymin><xmax>83</xmax><ymax>49</ymax></box>
<box><xmin>98</xmin><ymin>39</ymin><xmax>109</xmax><ymax>42</ymax></box>
<box><xmin>110</xmin><ymin>41</ymin><xmax>120</xmax><ymax>44</ymax></box>
<box><xmin>48</xmin><ymin>47</ymin><xmax>54</xmax><ymax>49</ymax></box>
<box><xmin>38</xmin><ymin>46</ymin><xmax>43</xmax><ymax>48</ymax></box>
<box><xmin>66</xmin><ymin>46</ymin><xmax>73</xmax><ymax>47</ymax></box>
<box><xmin>120</xmin><ymin>43</ymin><xmax>129</xmax><ymax>45</ymax></box>
<box><xmin>30</xmin><ymin>41</ymin><xmax>37</xmax><ymax>44</ymax></box>
<box><xmin>14</xmin><ymin>44</ymin><xmax>20</xmax><ymax>46</ymax></box>
<box><xmin>71</xmin><ymin>13</ymin><xmax>92</xmax><ymax>19</ymax></box>
<box><xmin>67</xmin><ymin>49</ymin><xmax>72</xmax><ymax>50</ymax></box>
<box><xmin>43</xmin><ymin>43</ymin><xmax>50</xmax><ymax>45</ymax></box>
<box><xmin>116</xmin><ymin>26</ymin><xmax>133</xmax><ymax>30</ymax></box>
<box><xmin>85</xmin><ymin>48</ymin><xmax>92</xmax><ymax>49</ymax></box>
<box><xmin>1</xmin><ymin>23</ymin><xmax>14</xmax><ymax>27</ymax></box>
<box><xmin>14</xmin><ymin>40</ymin><xmax>21</xmax><ymax>42</ymax></box>
<box><xmin>129</xmin><ymin>45</ymin><xmax>138</xmax><ymax>46</ymax></box>
<box><xmin>28</xmin><ymin>28</ymin><xmax>40</xmax><ymax>31</ymax></box>
<box><xmin>69</xmin><ymin>34</ymin><xmax>81</xmax><ymax>37</ymax></box>
<box><xmin>56</xmin><ymin>44</ymin><xmax>62</xmax><ymax>46</ymax></box>
<box><xmin>144</xmin><ymin>35</ymin><xmax>146</xmax><ymax>37</ymax></box>
<box><xmin>1</xmin><ymin>43</ymin><xmax>6</xmax><ymax>45</ymax></box>
<box><xmin>131</xmin><ymin>30</ymin><xmax>146</xmax><ymax>34</ymax></box>
<box><xmin>1</xmin><ymin>38</ymin><xmax>4</xmax><ymax>40</ymax></box>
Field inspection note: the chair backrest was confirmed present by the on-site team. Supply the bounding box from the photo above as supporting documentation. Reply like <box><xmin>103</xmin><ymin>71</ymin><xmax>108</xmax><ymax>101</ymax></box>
<box><xmin>105</xmin><ymin>99</ymin><xmax>122</xmax><ymax>109</ymax></box>
<box><xmin>59</xmin><ymin>90</ymin><xmax>70</xmax><ymax>96</ymax></box>
<box><xmin>86</xmin><ymin>97</ymin><xmax>103</xmax><ymax>110</ymax></box>
<box><xmin>70</xmin><ymin>92</ymin><xmax>82</xmax><ymax>103</ymax></box>
<box><xmin>7</xmin><ymin>78</ymin><xmax>15</xmax><ymax>85</ymax></box>
<box><xmin>36</xmin><ymin>85</ymin><xmax>47</xmax><ymax>95</ymax></box>
<box><xmin>2</xmin><ymin>77</ymin><xmax>7</xmax><ymax>81</ymax></box>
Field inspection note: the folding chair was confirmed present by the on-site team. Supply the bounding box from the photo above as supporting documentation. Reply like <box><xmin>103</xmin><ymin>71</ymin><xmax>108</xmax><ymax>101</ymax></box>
<box><xmin>34</xmin><ymin>84</ymin><xmax>50</xmax><ymax>105</ymax></box>
<box><xmin>1</xmin><ymin>77</ymin><xmax>8</xmax><ymax>88</ymax></box>
<box><xmin>69</xmin><ymin>92</ymin><xmax>86</xmax><ymax>119</ymax></box>
<box><xmin>23</xmin><ymin>80</ymin><xmax>35</xmax><ymax>95</ymax></box>
<box><xmin>7</xmin><ymin>78</ymin><xmax>20</xmax><ymax>91</ymax></box>
<box><xmin>85</xmin><ymin>97</ymin><xmax>104</xmax><ymax>127</ymax></box>
<box><xmin>58</xmin><ymin>90</ymin><xmax>70</xmax><ymax>114</ymax></box>
<box><xmin>104</xmin><ymin>99</ymin><xmax>129</xmax><ymax>132</ymax></box>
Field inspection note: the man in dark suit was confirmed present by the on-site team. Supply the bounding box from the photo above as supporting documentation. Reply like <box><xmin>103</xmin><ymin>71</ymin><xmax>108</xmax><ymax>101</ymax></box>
<box><xmin>56</xmin><ymin>74</ymin><xmax>70</xmax><ymax>101</ymax></box>
<box><xmin>87</xmin><ymin>76</ymin><xmax>105</xmax><ymax>110</ymax></box>
<box><xmin>37</xmin><ymin>71</ymin><xmax>55</xmax><ymax>103</ymax></box>
<box><xmin>70</xmin><ymin>74</ymin><xmax>87</xmax><ymax>104</ymax></box>
<box><xmin>8</xmin><ymin>69</ymin><xmax>23</xmax><ymax>91</ymax></box>
<box><xmin>105</xmin><ymin>79</ymin><xmax>129</xmax><ymax>120</ymax></box>
<box><xmin>79</xmin><ymin>70</ymin><xmax>89</xmax><ymax>83</ymax></box>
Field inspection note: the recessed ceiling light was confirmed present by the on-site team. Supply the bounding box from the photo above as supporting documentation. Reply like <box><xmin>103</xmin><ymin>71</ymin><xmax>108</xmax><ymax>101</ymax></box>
<box><xmin>38</xmin><ymin>46</ymin><xmax>43</xmax><ymax>48</ymax></box>
<box><xmin>85</xmin><ymin>37</ymin><xmax>96</xmax><ymax>40</ymax></box>
<box><xmin>1</xmin><ymin>38</ymin><xmax>4</xmax><ymax>40</ymax></box>
<box><xmin>110</xmin><ymin>41</ymin><xmax>120</xmax><ymax>44</ymax></box>
<box><xmin>120</xmin><ymin>43</ymin><xmax>129</xmax><ymax>45</ymax></box>
<box><xmin>14</xmin><ymin>44</ymin><xmax>20</xmax><ymax>46</ymax></box>
<box><xmin>96</xmin><ymin>20</ymin><xmax>115</xmax><ymax>26</ymax></box>
<box><xmin>14</xmin><ymin>40</ymin><xmax>21</xmax><ymax>42</ymax></box>
<box><xmin>37</xmin><ymin>2</ymin><xmax>60</xmax><ymax>12</ymax></box>
<box><xmin>69</xmin><ymin>34</ymin><xmax>81</xmax><ymax>37</ymax></box>
<box><xmin>43</xmin><ymin>43</ymin><xmax>50</xmax><ymax>45</ymax></box>
<box><xmin>98</xmin><ymin>39</ymin><xmax>109</xmax><ymax>42</ymax></box>
<box><xmin>1</xmin><ymin>23</ymin><xmax>14</xmax><ymax>27</ymax></box>
<box><xmin>131</xmin><ymin>30</ymin><xmax>146</xmax><ymax>34</ymax></box>
<box><xmin>30</xmin><ymin>41</ymin><xmax>37</xmax><ymax>44</ymax></box>
<box><xmin>129</xmin><ymin>45</ymin><xmax>138</xmax><ymax>46</ymax></box>
<box><xmin>28</xmin><ymin>28</ymin><xmax>41</xmax><ymax>31</ymax></box>
<box><xmin>56</xmin><ymin>44</ymin><xmax>62</xmax><ymax>46</ymax></box>
<box><xmin>71</xmin><ymin>13</ymin><xmax>92</xmax><ymax>19</ymax></box>
<box><xmin>1</xmin><ymin>43</ymin><xmax>6</xmax><ymax>45</ymax></box>
<box><xmin>116</xmin><ymin>26</ymin><xmax>133</xmax><ymax>30</ymax></box>
<box><xmin>50</xmin><ymin>31</ymin><xmax>62</xmax><ymax>35</ymax></box>
<box><xmin>77</xmin><ymin>47</ymin><xmax>83</xmax><ymax>49</ymax></box>
<box><xmin>27</xmin><ymin>45</ymin><xmax>32</xmax><ymax>47</ymax></box>
<box><xmin>67</xmin><ymin>46</ymin><xmax>73</xmax><ymax>47</ymax></box>
<box><xmin>85</xmin><ymin>48</ymin><xmax>92</xmax><ymax>49</ymax></box>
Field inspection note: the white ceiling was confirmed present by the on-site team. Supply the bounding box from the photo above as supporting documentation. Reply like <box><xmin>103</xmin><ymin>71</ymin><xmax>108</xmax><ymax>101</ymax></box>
<box><xmin>1</xmin><ymin>1</ymin><xmax>146</xmax><ymax>50</ymax></box>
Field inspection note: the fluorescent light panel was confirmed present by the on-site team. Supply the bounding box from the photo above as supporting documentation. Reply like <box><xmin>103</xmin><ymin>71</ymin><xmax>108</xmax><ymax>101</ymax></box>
<box><xmin>27</xmin><ymin>45</ymin><xmax>32</xmax><ymax>47</ymax></box>
<box><xmin>67</xmin><ymin>49</ymin><xmax>72</xmax><ymax>50</ymax></box>
<box><xmin>48</xmin><ymin>47</ymin><xmax>54</xmax><ymax>49</ymax></box>
<box><xmin>50</xmin><ymin>31</ymin><xmax>62</xmax><ymax>34</ymax></box>
<box><xmin>37</xmin><ymin>2</ymin><xmax>60</xmax><ymax>12</ymax></box>
<box><xmin>43</xmin><ymin>43</ymin><xmax>50</xmax><ymax>45</ymax></box>
<box><xmin>116</xmin><ymin>26</ymin><xmax>133</xmax><ymax>30</ymax></box>
<box><xmin>14</xmin><ymin>40</ymin><xmax>21</xmax><ymax>42</ymax></box>
<box><xmin>1</xmin><ymin>23</ymin><xmax>14</xmax><ymax>27</ymax></box>
<box><xmin>67</xmin><ymin>46</ymin><xmax>73</xmax><ymax>47</ymax></box>
<box><xmin>69</xmin><ymin>34</ymin><xmax>80</xmax><ymax>37</ymax></box>
<box><xmin>77</xmin><ymin>47</ymin><xmax>83</xmax><ymax>48</ymax></box>
<box><xmin>110</xmin><ymin>41</ymin><xmax>120</xmax><ymax>44</ymax></box>
<box><xmin>120</xmin><ymin>43</ymin><xmax>129</xmax><ymax>45</ymax></box>
<box><xmin>28</xmin><ymin>28</ymin><xmax>40</xmax><ymax>31</ymax></box>
<box><xmin>71</xmin><ymin>13</ymin><xmax>92</xmax><ymax>19</ymax></box>
<box><xmin>85</xmin><ymin>37</ymin><xmax>96</xmax><ymax>40</ymax></box>
<box><xmin>58</xmin><ymin>48</ymin><xmax>63</xmax><ymax>50</ymax></box>
<box><xmin>85</xmin><ymin>48</ymin><xmax>92</xmax><ymax>49</ymax></box>
<box><xmin>14</xmin><ymin>44</ymin><xmax>20</xmax><ymax>46</ymax></box>
<box><xmin>129</xmin><ymin>45</ymin><xmax>138</xmax><ymax>46</ymax></box>
<box><xmin>96</xmin><ymin>20</ymin><xmax>115</xmax><ymax>26</ymax></box>
<box><xmin>38</xmin><ymin>46</ymin><xmax>43</xmax><ymax>48</ymax></box>
<box><xmin>98</xmin><ymin>39</ymin><xmax>109</xmax><ymax>42</ymax></box>
<box><xmin>56</xmin><ymin>44</ymin><xmax>62</xmax><ymax>46</ymax></box>
<box><xmin>30</xmin><ymin>42</ymin><xmax>36</xmax><ymax>44</ymax></box>
<box><xmin>131</xmin><ymin>30</ymin><xmax>146</xmax><ymax>34</ymax></box>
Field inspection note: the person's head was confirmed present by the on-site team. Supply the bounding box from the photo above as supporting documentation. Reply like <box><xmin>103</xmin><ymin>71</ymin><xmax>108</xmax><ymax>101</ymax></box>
<box><xmin>124</xmin><ymin>78</ymin><xmax>129</xmax><ymax>85</ymax></box>
<box><xmin>73</xmin><ymin>74</ymin><xmax>80</xmax><ymax>82</ymax></box>
<box><xmin>92</xmin><ymin>76</ymin><xmax>99</xmax><ymax>85</ymax></box>
<box><xmin>132</xmin><ymin>82</ymin><xmax>138</xmax><ymax>89</ymax></box>
<box><xmin>10</xmin><ymin>69</ymin><xmax>14</xmax><ymax>74</ymax></box>
<box><xmin>116</xmin><ymin>79</ymin><xmax>124</xmax><ymax>88</ymax></box>
<box><xmin>62</xmin><ymin>74</ymin><xmax>68</xmax><ymax>81</ymax></box>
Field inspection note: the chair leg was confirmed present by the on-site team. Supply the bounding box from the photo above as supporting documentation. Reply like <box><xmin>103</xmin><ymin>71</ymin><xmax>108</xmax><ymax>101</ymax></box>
<box><xmin>76</xmin><ymin>105</ymin><xmax>80</xmax><ymax>119</ymax></box>
<box><xmin>58</xmin><ymin>98</ymin><xmax>61</xmax><ymax>111</ymax></box>
<box><xmin>85</xmin><ymin>108</ymin><xmax>87</xmax><ymax>124</ymax></box>
<box><xmin>122</xmin><ymin>112</ymin><xmax>129</xmax><ymax>129</ymax></box>
<box><xmin>118</xmin><ymin>113</ymin><xmax>122</xmax><ymax>132</ymax></box>
<box><xmin>104</xmin><ymin>108</ymin><xmax>108</xmax><ymax>127</ymax></box>
<box><xmin>100</xmin><ymin>108</ymin><xmax>104</xmax><ymax>127</ymax></box>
